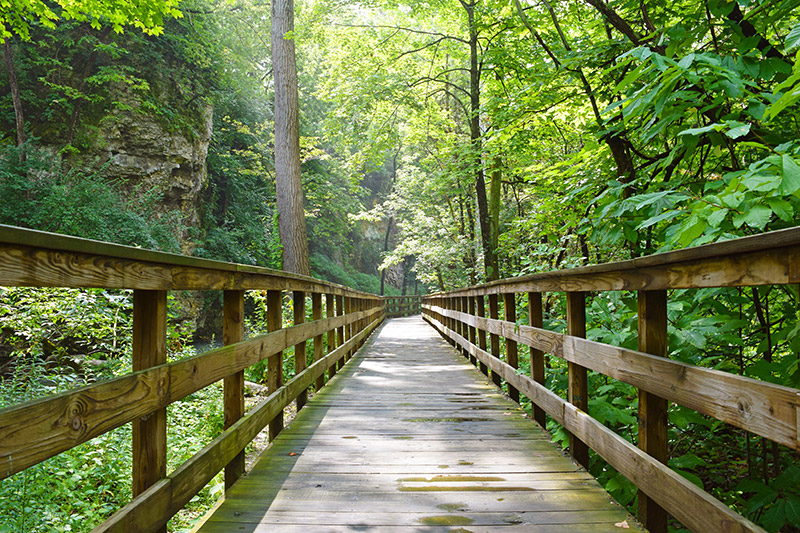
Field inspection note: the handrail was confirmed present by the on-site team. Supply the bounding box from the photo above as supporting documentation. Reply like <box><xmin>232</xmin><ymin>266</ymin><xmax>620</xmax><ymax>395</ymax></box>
<box><xmin>422</xmin><ymin>227</ymin><xmax>800</xmax><ymax>533</ymax></box>
<box><xmin>383</xmin><ymin>294</ymin><xmax>423</xmax><ymax>317</ymax></box>
<box><xmin>0</xmin><ymin>224</ymin><xmax>385</xmax><ymax>531</ymax></box>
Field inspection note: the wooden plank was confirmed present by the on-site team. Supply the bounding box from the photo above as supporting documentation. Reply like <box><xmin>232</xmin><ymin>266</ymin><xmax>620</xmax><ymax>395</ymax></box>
<box><xmin>503</xmin><ymin>293</ymin><xmax>519</xmax><ymax>403</ymax></box>
<box><xmin>267</xmin><ymin>290</ymin><xmax>283</xmax><ymax>441</ymax></box>
<box><xmin>223</xmin><ymin>290</ymin><xmax>245</xmax><ymax>490</ymax></box>
<box><xmin>476</xmin><ymin>296</ymin><xmax>488</xmax><ymax>376</ymax></box>
<box><xmin>0</xmin><ymin>241</ymin><xmax>380</xmax><ymax>297</ymax></box>
<box><xmin>327</xmin><ymin>293</ymin><xmax>337</xmax><ymax>378</ymax></box>
<box><xmin>425</xmin><ymin>315</ymin><xmax>765</xmax><ymax>533</ymax></box>
<box><xmin>93</xmin><ymin>315</ymin><xmax>383</xmax><ymax>533</ymax></box>
<box><xmin>312</xmin><ymin>292</ymin><xmax>324</xmax><ymax>391</ymax></box>
<box><xmin>566</xmin><ymin>292</ymin><xmax>589</xmax><ymax>469</ymax></box>
<box><xmin>468</xmin><ymin>295</ymin><xmax>477</xmax><ymax>366</ymax></box>
<box><xmin>195</xmin><ymin>317</ymin><xmax>639</xmax><ymax>533</ymax></box>
<box><xmin>425</xmin><ymin>303</ymin><xmax>800</xmax><ymax>451</ymax></box>
<box><xmin>131</xmin><ymin>290</ymin><xmax>167</xmax><ymax>506</ymax></box>
<box><xmin>528</xmin><ymin>292</ymin><xmax>546</xmax><ymax>427</ymax></box>
<box><xmin>637</xmin><ymin>290</ymin><xmax>669</xmax><ymax>533</ymax></box>
<box><xmin>0</xmin><ymin>302</ymin><xmax>381</xmax><ymax>480</ymax></box>
<box><xmin>336</xmin><ymin>295</ymin><xmax>345</xmax><ymax>370</ymax></box>
<box><xmin>294</xmin><ymin>291</ymin><xmax>308</xmax><ymax>409</ymax></box>
<box><xmin>488</xmin><ymin>294</ymin><xmax>502</xmax><ymax>388</ymax></box>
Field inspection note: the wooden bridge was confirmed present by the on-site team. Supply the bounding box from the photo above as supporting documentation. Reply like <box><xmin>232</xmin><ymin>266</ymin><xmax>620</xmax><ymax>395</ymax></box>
<box><xmin>1</xmin><ymin>224</ymin><xmax>799</xmax><ymax>532</ymax></box>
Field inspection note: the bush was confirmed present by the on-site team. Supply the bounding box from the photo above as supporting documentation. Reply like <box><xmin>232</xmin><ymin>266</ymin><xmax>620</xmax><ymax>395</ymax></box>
<box><xmin>0</xmin><ymin>144</ymin><xmax>183</xmax><ymax>251</ymax></box>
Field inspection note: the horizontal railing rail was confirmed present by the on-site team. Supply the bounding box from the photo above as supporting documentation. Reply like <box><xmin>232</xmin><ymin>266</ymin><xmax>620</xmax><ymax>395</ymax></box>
<box><xmin>422</xmin><ymin>227</ymin><xmax>800</xmax><ymax>533</ymax></box>
<box><xmin>0</xmin><ymin>225</ymin><xmax>385</xmax><ymax>532</ymax></box>
<box><xmin>383</xmin><ymin>294</ymin><xmax>423</xmax><ymax>317</ymax></box>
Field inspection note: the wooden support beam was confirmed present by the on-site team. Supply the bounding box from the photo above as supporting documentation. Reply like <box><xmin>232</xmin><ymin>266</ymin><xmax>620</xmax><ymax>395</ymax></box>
<box><xmin>503</xmin><ymin>293</ymin><xmax>519</xmax><ymax>403</ymax></box>
<box><xmin>466</xmin><ymin>296</ymin><xmax>476</xmax><ymax>366</ymax></box>
<box><xmin>638</xmin><ymin>290</ymin><xmax>669</xmax><ymax>533</ymax></box>
<box><xmin>327</xmin><ymin>293</ymin><xmax>337</xmax><ymax>378</ymax></box>
<box><xmin>567</xmin><ymin>291</ymin><xmax>589</xmax><ymax>469</ymax></box>
<box><xmin>528</xmin><ymin>292</ymin><xmax>546</xmax><ymax>427</ymax></box>
<box><xmin>267</xmin><ymin>290</ymin><xmax>283</xmax><ymax>441</ymax></box>
<box><xmin>223</xmin><ymin>290</ymin><xmax>245</xmax><ymax>491</ymax></box>
<box><xmin>336</xmin><ymin>295</ymin><xmax>345</xmax><ymax>370</ymax></box>
<box><xmin>132</xmin><ymin>289</ymin><xmax>167</xmax><ymax>522</ymax></box>
<box><xmin>293</xmin><ymin>291</ymin><xmax>307</xmax><ymax>410</ymax></box>
<box><xmin>312</xmin><ymin>292</ymin><xmax>324</xmax><ymax>391</ymax></box>
<box><xmin>488</xmin><ymin>293</ymin><xmax>502</xmax><ymax>388</ymax></box>
<box><xmin>476</xmin><ymin>296</ymin><xmax>488</xmax><ymax>376</ymax></box>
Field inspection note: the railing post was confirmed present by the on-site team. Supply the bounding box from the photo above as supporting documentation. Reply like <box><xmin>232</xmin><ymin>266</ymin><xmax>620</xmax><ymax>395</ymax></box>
<box><xmin>223</xmin><ymin>290</ymin><xmax>245</xmax><ymax>490</ymax></box>
<box><xmin>327</xmin><ymin>293</ymin><xmax>337</xmax><ymax>378</ymax></box>
<box><xmin>344</xmin><ymin>296</ymin><xmax>352</xmax><ymax>361</ymax></box>
<box><xmin>488</xmin><ymin>293</ymin><xmax>502</xmax><ymax>388</ymax></box>
<box><xmin>294</xmin><ymin>291</ymin><xmax>307</xmax><ymax>410</ymax></box>
<box><xmin>528</xmin><ymin>292</ymin><xmax>546</xmax><ymax>427</ymax></box>
<box><xmin>454</xmin><ymin>296</ymin><xmax>465</xmax><ymax>357</ymax></box>
<box><xmin>638</xmin><ymin>290</ymin><xmax>669</xmax><ymax>533</ymax></box>
<box><xmin>336</xmin><ymin>295</ymin><xmax>345</xmax><ymax>369</ymax></box>
<box><xmin>131</xmin><ymin>289</ymin><xmax>167</xmax><ymax>527</ymax></box>
<box><xmin>312</xmin><ymin>292</ymin><xmax>324</xmax><ymax>391</ymax></box>
<box><xmin>566</xmin><ymin>291</ymin><xmax>589</xmax><ymax>468</ymax></box>
<box><xmin>467</xmin><ymin>295</ymin><xmax>477</xmax><ymax>366</ymax></box>
<box><xmin>476</xmin><ymin>295</ymin><xmax>488</xmax><ymax>376</ymax></box>
<box><xmin>503</xmin><ymin>292</ymin><xmax>519</xmax><ymax>403</ymax></box>
<box><xmin>267</xmin><ymin>289</ymin><xmax>283</xmax><ymax>441</ymax></box>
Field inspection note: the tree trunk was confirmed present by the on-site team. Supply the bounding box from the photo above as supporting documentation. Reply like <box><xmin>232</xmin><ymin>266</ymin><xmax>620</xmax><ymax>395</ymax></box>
<box><xmin>463</xmin><ymin>0</ymin><xmax>498</xmax><ymax>281</ymax></box>
<box><xmin>3</xmin><ymin>40</ymin><xmax>26</xmax><ymax>156</ymax></box>
<box><xmin>489</xmin><ymin>156</ymin><xmax>502</xmax><ymax>255</ymax></box>
<box><xmin>272</xmin><ymin>0</ymin><xmax>311</xmax><ymax>276</ymax></box>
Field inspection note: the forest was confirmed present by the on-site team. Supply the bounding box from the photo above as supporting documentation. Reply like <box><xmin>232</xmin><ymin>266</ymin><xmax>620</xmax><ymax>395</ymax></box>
<box><xmin>1</xmin><ymin>0</ymin><xmax>800</xmax><ymax>530</ymax></box>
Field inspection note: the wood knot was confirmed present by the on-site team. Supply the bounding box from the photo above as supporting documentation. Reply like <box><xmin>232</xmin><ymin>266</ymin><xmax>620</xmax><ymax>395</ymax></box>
<box><xmin>63</xmin><ymin>397</ymin><xmax>89</xmax><ymax>434</ymax></box>
<box><xmin>737</xmin><ymin>399</ymin><xmax>751</xmax><ymax>417</ymax></box>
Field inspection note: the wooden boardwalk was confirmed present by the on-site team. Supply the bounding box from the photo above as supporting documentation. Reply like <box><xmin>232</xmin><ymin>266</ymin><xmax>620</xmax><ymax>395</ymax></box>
<box><xmin>197</xmin><ymin>316</ymin><xmax>640</xmax><ymax>532</ymax></box>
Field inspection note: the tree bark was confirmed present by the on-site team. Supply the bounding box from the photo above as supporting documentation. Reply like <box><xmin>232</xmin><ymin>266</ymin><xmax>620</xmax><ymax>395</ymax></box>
<box><xmin>272</xmin><ymin>0</ymin><xmax>311</xmax><ymax>276</ymax></box>
<box><xmin>462</xmin><ymin>0</ymin><xmax>498</xmax><ymax>281</ymax></box>
<box><xmin>3</xmin><ymin>40</ymin><xmax>26</xmax><ymax>154</ymax></box>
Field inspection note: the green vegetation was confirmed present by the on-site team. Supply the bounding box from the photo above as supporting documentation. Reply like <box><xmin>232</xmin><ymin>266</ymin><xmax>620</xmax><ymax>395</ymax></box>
<box><xmin>1</xmin><ymin>0</ymin><xmax>800</xmax><ymax>530</ymax></box>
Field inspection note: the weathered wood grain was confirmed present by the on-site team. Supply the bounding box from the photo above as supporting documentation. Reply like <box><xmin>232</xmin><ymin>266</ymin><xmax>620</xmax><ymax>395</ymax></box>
<box><xmin>0</xmin><ymin>225</ymin><xmax>381</xmax><ymax>297</ymax></box>
<box><xmin>192</xmin><ymin>317</ymin><xmax>638</xmax><ymax>532</ymax></box>
<box><xmin>528</xmin><ymin>291</ymin><xmax>546</xmax><ymax>427</ymax></box>
<box><xmin>223</xmin><ymin>290</ymin><xmax>245</xmax><ymax>490</ymax></box>
<box><xmin>425</xmin><ymin>315</ymin><xmax>765</xmax><ymax>533</ymax></box>
<box><xmin>637</xmin><ymin>290</ymin><xmax>669</xmax><ymax>532</ymax></box>
<box><xmin>312</xmin><ymin>292</ymin><xmax>324</xmax><ymax>391</ymax></box>
<box><xmin>566</xmin><ymin>292</ymin><xmax>589</xmax><ymax>469</ymax></box>
<box><xmin>131</xmin><ymin>290</ymin><xmax>167</xmax><ymax>504</ymax></box>
<box><xmin>92</xmin><ymin>315</ymin><xmax>383</xmax><ymax>533</ymax></box>
<box><xmin>0</xmin><ymin>307</ymin><xmax>380</xmax><ymax>479</ymax></box>
<box><xmin>425</xmin><ymin>304</ymin><xmax>800</xmax><ymax>450</ymax></box>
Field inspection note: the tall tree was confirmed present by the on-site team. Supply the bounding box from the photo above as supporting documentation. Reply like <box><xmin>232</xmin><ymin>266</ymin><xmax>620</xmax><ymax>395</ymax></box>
<box><xmin>272</xmin><ymin>0</ymin><xmax>311</xmax><ymax>276</ymax></box>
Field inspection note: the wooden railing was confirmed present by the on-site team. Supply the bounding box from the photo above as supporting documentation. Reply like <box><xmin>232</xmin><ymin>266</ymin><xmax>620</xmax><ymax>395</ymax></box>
<box><xmin>0</xmin><ymin>225</ymin><xmax>385</xmax><ymax>532</ymax></box>
<box><xmin>383</xmin><ymin>294</ymin><xmax>422</xmax><ymax>317</ymax></box>
<box><xmin>422</xmin><ymin>227</ymin><xmax>800</xmax><ymax>533</ymax></box>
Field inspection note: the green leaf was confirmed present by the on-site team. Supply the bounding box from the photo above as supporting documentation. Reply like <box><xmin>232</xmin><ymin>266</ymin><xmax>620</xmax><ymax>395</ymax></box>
<box><xmin>679</xmin><ymin>217</ymin><xmax>706</xmax><ymax>246</ymax></box>
<box><xmin>743</xmin><ymin>205</ymin><xmax>773</xmax><ymax>228</ymax></box>
<box><xmin>766</xmin><ymin>198</ymin><xmax>794</xmax><ymax>221</ymax></box>
<box><xmin>706</xmin><ymin>208</ymin><xmax>728</xmax><ymax>227</ymax></box>
<box><xmin>763</xmin><ymin>499</ymin><xmax>787</xmax><ymax>532</ymax></box>
<box><xmin>678</xmin><ymin>123</ymin><xmax>722</xmax><ymax>136</ymax></box>
<box><xmin>786</xmin><ymin>22</ymin><xmax>800</xmax><ymax>53</ymax></box>
<box><xmin>778</xmin><ymin>154</ymin><xmax>800</xmax><ymax>195</ymax></box>
<box><xmin>785</xmin><ymin>495</ymin><xmax>800</xmax><ymax>526</ymax></box>
<box><xmin>636</xmin><ymin>209</ymin><xmax>682</xmax><ymax>230</ymax></box>
<box><xmin>725</xmin><ymin>121</ymin><xmax>751</xmax><ymax>139</ymax></box>
<box><xmin>677</xmin><ymin>53</ymin><xmax>695</xmax><ymax>69</ymax></box>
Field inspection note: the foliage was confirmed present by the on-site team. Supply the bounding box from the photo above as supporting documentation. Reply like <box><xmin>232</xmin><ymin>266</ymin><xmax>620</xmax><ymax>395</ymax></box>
<box><xmin>0</xmin><ymin>145</ymin><xmax>183</xmax><ymax>251</ymax></box>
